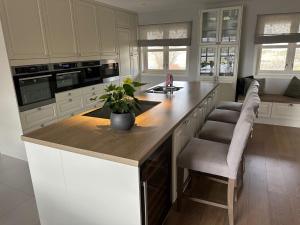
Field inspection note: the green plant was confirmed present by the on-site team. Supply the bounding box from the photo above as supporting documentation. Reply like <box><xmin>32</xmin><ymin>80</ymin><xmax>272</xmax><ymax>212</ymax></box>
<box><xmin>99</xmin><ymin>78</ymin><xmax>145</xmax><ymax>114</ymax></box>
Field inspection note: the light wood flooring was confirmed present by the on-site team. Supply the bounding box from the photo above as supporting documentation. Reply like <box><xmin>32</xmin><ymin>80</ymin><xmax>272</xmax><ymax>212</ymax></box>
<box><xmin>165</xmin><ymin>124</ymin><xmax>300</xmax><ymax>225</ymax></box>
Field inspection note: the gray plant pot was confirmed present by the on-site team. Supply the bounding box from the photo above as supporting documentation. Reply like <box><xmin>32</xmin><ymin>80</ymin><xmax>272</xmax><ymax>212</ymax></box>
<box><xmin>110</xmin><ymin>112</ymin><xmax>135</xmax><ymax>130</ymax></box>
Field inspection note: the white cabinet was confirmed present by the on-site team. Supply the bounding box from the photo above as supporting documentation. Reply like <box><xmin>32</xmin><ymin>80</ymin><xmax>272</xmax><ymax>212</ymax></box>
<box><xmin>258</xmin><ymin>102</ymin><xmax>272</xmax><ymax>118</ymax></box>
<box><xmin>20</xmin><ymin>104</ymin><xmax>57</xmax><ymax>133</ymax></box>
<box><xmin>41</xmin><ymin>0</ymin><xmax>78</xmax><ymax>58</ymax></box>
<box><xmin>0</xmin><ymin>0</ymin><xmax>48</xmax><ymax>59</ymax></box>
<box><xmin>199</xmin><ymin>6</ymin><xmax>242</xmax><ymax>84</ymax></box>
<box><xmin>97</xmin><ymin>5</ymin><xmax>117</xmax><ymax>56</ymax></box>
<box><xmin>116</xmin><ymin>11</ymin><xmax>130</xmax><ymax>28</ymax></box>
<box><xmin>74</xmin><ymin>0</ymin><xmax>99</xmax><ymax>57</ymax></box>
<box><xmin>117</xmin><ymin>28</ymin><xmax>131</xmax><ymax>76</ymax></box>
<box><xmin>82</xmin><ymin>84</ymin><xmax>105</xmax><ymax>110</ymax></box>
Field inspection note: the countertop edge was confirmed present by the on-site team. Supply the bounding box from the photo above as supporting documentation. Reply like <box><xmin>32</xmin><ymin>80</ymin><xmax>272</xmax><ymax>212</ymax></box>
<box><xmin>21</xmin><ymin>136</ymin><xmax>140</xmax><ymax>167</ymax></box>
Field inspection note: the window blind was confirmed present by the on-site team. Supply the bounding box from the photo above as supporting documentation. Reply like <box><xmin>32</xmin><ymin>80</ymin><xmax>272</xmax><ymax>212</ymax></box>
<box><xmin>138</xmin><ymin>22</ymin><xmax>192</xmax><ymax>46</ymax></box>
<box><xmin>255</xmin><ymin>13</ymin><xmax>300</xmax><ymax>44</ymax></box>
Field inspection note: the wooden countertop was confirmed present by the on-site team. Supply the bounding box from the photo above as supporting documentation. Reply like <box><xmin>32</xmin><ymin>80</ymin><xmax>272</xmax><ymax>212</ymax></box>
<box><xmin>22</xmin><ymin>81</ymin><xmax>218</xmax><ymax>167</ymax></box>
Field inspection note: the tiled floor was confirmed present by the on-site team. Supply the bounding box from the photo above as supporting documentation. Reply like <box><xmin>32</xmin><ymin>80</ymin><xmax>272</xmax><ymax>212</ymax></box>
<box><xmin>0</xmin><ymin>155</ymin><xmax>40</xmax><ymax>225</ymax></box>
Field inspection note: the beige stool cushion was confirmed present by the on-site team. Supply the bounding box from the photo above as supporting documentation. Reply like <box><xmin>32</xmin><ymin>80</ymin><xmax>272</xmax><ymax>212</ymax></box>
<box><xmin>207</xmin><ymin>109</ymin><xmax>240</xmax><ymax>124</ymax></box>
<box><xmin>178</xmin><ymin>138</ymin><xmax>230</xmax><ymax>178</ymax></box>
<box><xmin>199</xmin><ymin>121</ymin><xmax>235</xmax><ymax>144</ymax></box>
<box><xmin>216</xmin><ymin>101</ymin><xmax>243</xmax><ymax>112</ymax></box>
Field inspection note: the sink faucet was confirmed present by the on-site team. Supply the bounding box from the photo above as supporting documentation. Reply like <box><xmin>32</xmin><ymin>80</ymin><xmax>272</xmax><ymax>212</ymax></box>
<box><xmin>165</xmin><ymin>72</ymin><xmax>173</xmax><ymax>87</ymax></box>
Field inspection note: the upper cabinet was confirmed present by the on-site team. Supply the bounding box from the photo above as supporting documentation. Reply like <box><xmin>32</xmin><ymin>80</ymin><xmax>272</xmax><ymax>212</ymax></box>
<box><xmin>41</xmin><ymin>0</ymin><xmax>78</xmax><ymax>58</ymax></box>
<box><xmin>200</xmin><ymin>6</ymin><xmax>242</xmax><ymax>45</ymax></box>
<box><xmin>74</xmin><ymin>0</ymin><xmax>99</xmax><ymax>57</ymax></box>
<box><xmin>129</xmin><ymin>14</ymin><xmax>138</xmax><ymax>55</ymax></box>
<box><xmin>0</xmin><ymin>0</ymin><xmax>48</xmax><ymax>59</ymax></box>
<box><xmin>97</xmin><ymin>6</ymin><xmax>117</xmax><ymax>56</ymax></box>
<box><xmin>117</xmin><ymin>28</ymin><xmax>131</xmax><ymax>76</ymax></box>
<box><xmin>116</xmin><ymin>11</ymin><xmax>130</xmax><ymax>28</ymax></box>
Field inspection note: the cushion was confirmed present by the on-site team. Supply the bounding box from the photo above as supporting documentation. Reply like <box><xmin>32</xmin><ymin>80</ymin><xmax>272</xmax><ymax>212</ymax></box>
<box><xmin>217</xmin><ymin>101</ymin><xmax>243</xmax><ymax>112</ymax></box>
<box><xmin>178</xmin><ymin>138</ymin><xmax>230</xmax><ymax>178</ymax></box>
<box><xmin>244</xmin><ymin>78</ymin><xmax>265</xmax><ymax>96</ymax></box>
<box><xmin>199</xmin><ymin>121</ymin><xmax>235</xmax><ymax>144</ymax></box>
<box><xmin>284</xmin><ymin>76</ymin><xmax>300</xmax><ymax>99</ymax></box>
<box><xmin>207</xmin><ymin>109</ymin><xmax>240</xmax><ymax>124</ymax></box>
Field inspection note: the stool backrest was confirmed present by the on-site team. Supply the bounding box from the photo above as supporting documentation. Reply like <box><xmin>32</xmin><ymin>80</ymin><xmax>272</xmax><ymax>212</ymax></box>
<box><xmin>226</xmin><ymin>111</ymin><xmax>253</xmax><ymax>179</ymax></box>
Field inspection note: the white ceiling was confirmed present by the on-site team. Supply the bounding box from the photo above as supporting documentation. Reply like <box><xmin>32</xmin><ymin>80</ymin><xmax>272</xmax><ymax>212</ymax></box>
<box><xmin>95</xmin><ymin>0</ymin><xmax>229</xmax><ymax>13</ymax></box>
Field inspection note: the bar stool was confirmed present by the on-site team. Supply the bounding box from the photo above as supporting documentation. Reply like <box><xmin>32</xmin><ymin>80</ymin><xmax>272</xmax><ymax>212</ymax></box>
<box><xmin>177</xmin><ymin>111</ymin><xmax>254</xmax><ymax>225</ymax></box>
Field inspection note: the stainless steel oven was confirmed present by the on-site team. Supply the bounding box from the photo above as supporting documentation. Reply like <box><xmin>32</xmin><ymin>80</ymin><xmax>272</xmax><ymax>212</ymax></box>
<box><xmin>12</xmin><ymin>64</ymin><xmax>55</xmax><ymax>111</ymax></box>
<box><xmin>80</xmin><ymin>61</ymin><xmax>102</xmax><ymax>87</ymax></box>
<box><xmin>100</xmin><ymin>59</ymin><xmax>119</xmax><ymax>83</ymax></box>
<box><xmin>52</xmin><ymin>62</ymin><xmax>83</xmax><ymax>93</ymax></box>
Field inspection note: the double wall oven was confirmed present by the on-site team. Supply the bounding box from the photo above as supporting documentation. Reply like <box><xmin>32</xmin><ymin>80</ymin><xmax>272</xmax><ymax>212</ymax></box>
<box><xmin>13</xmin><ymin>60</ymin><xmax>119</xmax><ymax>111</ymax></box>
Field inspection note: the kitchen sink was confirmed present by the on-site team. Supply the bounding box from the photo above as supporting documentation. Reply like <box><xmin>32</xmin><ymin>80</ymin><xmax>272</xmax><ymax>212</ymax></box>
<box><xmin>83</xmin><ymin>100</ymin><xmax>161</xmax><ymax>119</ymax></box>
<box><xmin>145</xmin><ymin>86</ymin><xmax>183</xmax><ymax>94</ymax></box>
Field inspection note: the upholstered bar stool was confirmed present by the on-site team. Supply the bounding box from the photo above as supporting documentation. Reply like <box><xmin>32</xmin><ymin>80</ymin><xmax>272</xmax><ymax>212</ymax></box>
<box><xmin>177</xmin><ymin>113</ymin><xmax>253</xmax><ymax>225</ymax></box>
<box><xmin>199</xmin><ymin>95</ymin><xmax>261</xmax><ymax>144</ymax></box>
<box><xmin>216</xmin><ymin>80</ymin><xmax>259</xmax><ymax>112</ymax></box>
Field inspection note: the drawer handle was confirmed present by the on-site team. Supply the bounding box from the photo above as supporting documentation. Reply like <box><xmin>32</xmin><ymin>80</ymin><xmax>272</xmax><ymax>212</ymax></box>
<box><xmin>90</xmin><ymin>97</ymin><xmax>97</xmax><ymax>102</ymax></box>
<box><xmin>71</xmin><ymin>113</ymin><xmax>74</xmax><ymax>116</ymax></box>
<box><xmin>37</xmin><ymin>107</ymin><xmax>42</xmax><ymax>111</ymax></box>
<box><xmin>68</xmin><ymin>93</ymin><xmax>72</xmax><ymax>96</ymax></box>
<box><xmin>289</xmin><ymin>103</ymin><xmax>294</xmax><ymax>107</ymax></box>
<box><xmin>40</xmin><ymin>124</ymin><xmax>45</xmax><ymax>128</ymax></box>
<box><xmin>69</xmin><ymin>99</ymin><xmax>73</xmax><ymax>102</ymax></box>
<box><xmin>93</xmin><ymin>92</ymin><xmax>96</xmax><ymax>95</ymax></box>
<box><xmin>92</xmin><ymin>87</ymin><xmax>95</xmax><ymax>90</ymax></box>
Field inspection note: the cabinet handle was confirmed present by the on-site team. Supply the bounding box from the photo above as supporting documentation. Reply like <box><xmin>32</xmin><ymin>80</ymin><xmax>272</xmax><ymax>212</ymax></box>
<box><xmin>68</xmin><ymin>93</ymin><xmax>72</xmax><ymax>96</ymax></box>
<box><xmin>142</xmin><ymin>181</ymin><xmax>148</xmax><ymax>225</ymax></box>
<box><xmin>40</xmin><ymin>124</ymin><xmax>45</xmax><ymax>128</ymax></box>
<box><xmin>289</xmin><ymin>103</ymin><xmax>294</xmax><ymax>107</ymax></box>
<box><xmin>37</xmin><ymin>107</ymin><xmax>42</xmax><ymax>111</ymax></box>
<box><xmin>69</xmin><ymin>99</ymin><xmax>73</xmax><ymax>102</ymax></box>
<box><xmin>92</xmin><ymin>92</ymin><xmax>96</xmax><ymax>96</ymax></box>
<box><xmin>92</xmin><ymin>87</ymin><xmax>95</xmax><ymax>90</ymax></box>
<box><xmin>71</xmin><ymin>113</ymin><xmax>74</xmax><ymax>116</ymax></box>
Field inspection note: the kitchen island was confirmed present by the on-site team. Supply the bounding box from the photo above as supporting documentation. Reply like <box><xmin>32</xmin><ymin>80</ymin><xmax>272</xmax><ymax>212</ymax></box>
<box><xmin>22</xmin><ymin>81</ymin><xmax>219</xmax><ymax>225</ymax></box>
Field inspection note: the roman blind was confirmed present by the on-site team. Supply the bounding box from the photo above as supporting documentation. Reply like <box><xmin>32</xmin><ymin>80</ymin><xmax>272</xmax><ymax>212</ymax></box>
<box><xmin>255</xmin><ymin>13</ymin><xmax>300</xmax><ymax>44</ymax></box>
<box><xmin>138</xmin><ymin>22</ymin><xmax>192</xmax><ymax>46</ymax></box>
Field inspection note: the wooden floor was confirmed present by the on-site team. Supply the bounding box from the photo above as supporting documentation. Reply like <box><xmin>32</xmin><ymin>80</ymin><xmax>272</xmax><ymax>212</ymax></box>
<box><xmin>165</xmin><ymin>124</ymin><xmax>300</xmax><ymax>225</ymax></box>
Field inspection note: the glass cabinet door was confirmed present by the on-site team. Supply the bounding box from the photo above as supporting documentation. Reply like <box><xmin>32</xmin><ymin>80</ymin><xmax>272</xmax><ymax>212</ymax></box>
<box><xmin>219</xmin><ymin>46</ymin><xmax>236</xmax><ymax>77</ymax></box>
<box><xmin>201</xmin><ymin>10</ymin><xmax>219</xmax><ymax>43</ymax></box>
<box><xmin>220</xmin><ymin>8</ymin><xmax>240</xmax><ymax>43</ymax></box>
<box><xmin>200</xmin><ymin>47</ymin><xmax>217</xmax><ymax>76</ymax></box>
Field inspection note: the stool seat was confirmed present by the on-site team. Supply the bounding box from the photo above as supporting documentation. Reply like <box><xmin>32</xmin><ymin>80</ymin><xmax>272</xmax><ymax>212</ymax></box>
<box><xmin>178</xmin><ymin>138</ymin><xmax>229</xmax><ymax>178</ymax></box>
<box><xmin>199</xmin><ymin>121</ymin><xmax>235</xmax><ymax>144</ymax></box>
<box><xmin>207</xmin><ymin>109</ymin><xmax>240</xmax><ymax>124</ymax></box>
<box><xmin>217</xmin><ymin>101</ymin><xmax>243</xmax><ymax>112</ymax></box>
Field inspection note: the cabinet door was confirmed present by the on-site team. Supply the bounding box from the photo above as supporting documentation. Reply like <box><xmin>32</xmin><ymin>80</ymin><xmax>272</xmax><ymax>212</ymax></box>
<box><xmin>42</xmin><ymin>0</ymin><xmax>77</xmax><ymax>58</ymax></box>
<box><xmin>116</xmin><ymin>10</ymin><xmax>130</xmax><ymax>28</ymax></box>
<box><xmin>220</xmin><ymin>7</ymin><xmax>241</xmax><ymax>44</ymax></box>
<box><xmin>200</xmin><ymin>9</ymin><xmax>219</xmax><ymax>44</ymax></box>
<box><xmin>74</xmin><ymin>0</ymin><xmax>99</xmax><ymax>57</ymax></box>
<box><xmin>97</xmin><ymin>6</ymin><xmax>117</xmax><ymax>55</ymax></box>
<box><xmin>131</xmin><ymin>54</ymin><xmax>139</xmax><ymax>77</ymax></box>
<box><xmin>117</xmin><ymin>28</ymin><xmax>131</xmax><ymax>76</ymax></box>
<box><xmin>218</xmin><ymin>45</ymin><xmax>238</xmax><ymax>82</ymax></box>
<box><xmin>0</xmin><ymin>0</ymin><xmax>48</xmax><ymax>59</ymax></box>
<box><xmin>129</xmin><ymin>14</ymin><xmax>138</xmax><ymax>55</ymax></box>
<box><xmin>200</xmin><ymin>46</ymin><xmax>218</xmax><ymax>78</ymax></box>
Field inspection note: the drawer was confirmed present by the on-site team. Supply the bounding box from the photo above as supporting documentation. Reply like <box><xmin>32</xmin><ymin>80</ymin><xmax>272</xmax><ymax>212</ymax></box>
<box><xmin>271</xmin><ymin>103</ymin><xmax>300</xmax><ymax>120</ymax></box>
<box><xmin>84</xmin><ymin>91</ymin><xmax>103</xmax><ymax>107</ymax></box>
<box><xmin>56</xmin><ymin>96</ymin><xmax>84</xmax><ymax>118</ymax></box>
<box><xmin>85</xmin><ymin>102</ymin><xmax>104</xmax><ymax>111</ymax></box>
<box><xmin>81</xmin><ymin>84</ymin><xmax>103</xmax><ymax>94</ymax></box>
<box><xmin>258</xmin><ymin>102</ymin><xmax>272</xmax><ymax>118</ymax></box>
<box><xmin>20</xmin><ymin>104</ymin><xmax>57</xmax><ymax>130</ymax></box>
<box><xmin>55</xmin><ymin>89</ymin><xmax>82</xmax><ymax>102</ymax></box>
<box><xmin>23</xmin><ymin>119</ymin><xmax>58</xmax><ymax>134</ymax></box>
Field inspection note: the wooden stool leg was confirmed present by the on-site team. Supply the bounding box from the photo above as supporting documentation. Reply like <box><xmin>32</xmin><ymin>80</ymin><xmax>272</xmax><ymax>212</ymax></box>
<box><xmin>177</xmin><ymin>167</ymin><xmax>184</xmax><ymax>211</ymax></box>
<box><xmin>228</xmin><ymin>179</ymin><xmax>235</xmax><ymax>225</ymax></box>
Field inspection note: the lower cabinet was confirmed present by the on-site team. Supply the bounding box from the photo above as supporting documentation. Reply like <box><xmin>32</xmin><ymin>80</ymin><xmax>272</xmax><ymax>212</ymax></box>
<box><xmin>20</xmin><ymin>104</ymin><xmax>57</xmax><ymax>133</ymax></box>
<box><xmin>56</xmin><ymin>96</ymin><xmax>84</xmax><ymax>118</ymax></box>
<box><xmin>140</xmin><ymin>135</ymin><xmax>172</xmax><ymax>225</ymax></box>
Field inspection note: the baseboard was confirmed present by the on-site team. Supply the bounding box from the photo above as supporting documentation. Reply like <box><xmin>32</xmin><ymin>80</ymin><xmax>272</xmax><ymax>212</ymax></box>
<box><xmin>255</xmin><ymin>117</ymin><xmax>300</xmax><ymax>128</ymax></box>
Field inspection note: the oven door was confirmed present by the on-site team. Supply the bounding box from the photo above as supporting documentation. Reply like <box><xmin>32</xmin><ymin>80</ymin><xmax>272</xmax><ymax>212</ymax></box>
<box><xmin>100</xmin><ymin>62</ymin><xmax>119</xmax><ymax>82</ymax></box>
<box><xmin>55</xmin><ymin>70</ymin><xmax>82</xmax><ymax>92</ymax></box>
<box><xmin>14</xmin><ymin>74</ymin><xmax>55</xmax><ymax>111</ymax></box>
<box><xmin>82</xmin><ymin>66</ymin><xmax>102</xmax><ymax>87</ymax></box>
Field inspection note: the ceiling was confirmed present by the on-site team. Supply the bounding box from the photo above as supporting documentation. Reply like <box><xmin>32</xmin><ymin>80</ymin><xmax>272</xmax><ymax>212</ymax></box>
<box><xmin>95</xmin><ymin>0</ymin><xmax>230</xmax><ymax>13</ymax></box>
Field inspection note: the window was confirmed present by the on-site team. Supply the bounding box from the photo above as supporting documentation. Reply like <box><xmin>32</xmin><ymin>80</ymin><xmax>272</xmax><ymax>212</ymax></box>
<box><xmin>143</xmin><ymin>46</ymin><xmax>188</xmax><ymax>72</ymax></box>
<box><xmin>255</xmin><ymin>13</ymin><xmax>300</xmax><ymax>75</ymax></box>
<box><xmin>138</xmin><ymin>22</ymin><xmax>192</xmax><ymax>74</ymax></box>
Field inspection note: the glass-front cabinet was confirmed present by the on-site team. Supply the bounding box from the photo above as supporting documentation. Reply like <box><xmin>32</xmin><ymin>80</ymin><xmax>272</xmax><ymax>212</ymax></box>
<box><xmin>199</xmin><ymin>6</ymin><xmax>242</xmax><ymax>83</ymax></box>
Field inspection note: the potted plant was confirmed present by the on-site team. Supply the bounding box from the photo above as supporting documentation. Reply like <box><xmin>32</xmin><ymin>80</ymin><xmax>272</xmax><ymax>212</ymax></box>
<box><xmin>100</xmin><ymin>78</ymin><xmax>145</xmax><ymax>130</ymax></box>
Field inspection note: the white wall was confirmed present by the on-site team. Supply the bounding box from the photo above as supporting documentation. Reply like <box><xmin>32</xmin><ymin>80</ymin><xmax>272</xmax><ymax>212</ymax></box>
<box><xmin>139</xmin><ymin>0</ymin><xmax>300</xmax><ymax>94</ymax></box>
<box><xmin>0</xmin><ymin>20</ymin><xmax>26</xmax><ymax>160</ymax></box>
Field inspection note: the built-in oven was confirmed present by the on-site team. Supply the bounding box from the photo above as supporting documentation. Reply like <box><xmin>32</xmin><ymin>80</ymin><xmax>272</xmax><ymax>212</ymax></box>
<box><xmin>12</xmin><ymin>64</ymin><xmax>55</xmax><ymax>112</ymax></box>
<box><xmin>100</xmin><ymin>59</ymin><xmax>119</xmax><ymax>83</ymax></box>
<box><xmin>80</xmin><ymin>61</ymin><xmax>102</xmax><ymax>87</ymax></box>
<box><xmin>52</xmin><ymin>62</ymin><xmax>83</xmax><ymax>93</ymax></box>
